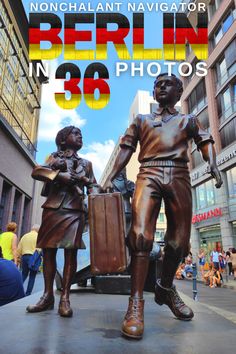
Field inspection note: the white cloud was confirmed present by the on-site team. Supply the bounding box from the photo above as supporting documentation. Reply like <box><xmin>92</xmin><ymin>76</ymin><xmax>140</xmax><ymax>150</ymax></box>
<box><xmin>38</xmin><ymin>60</ymin><xmax>86</xmax><ymax>141</ymax></box>
<box><xmin>80</xmin><ymin>140</ymin><xmax>115</xmax><ymax>180</ymax></box>
<box><xmin>37</xmin><ymin>61</ymin><xmax>115</xmax><ymax>179</ymax></box>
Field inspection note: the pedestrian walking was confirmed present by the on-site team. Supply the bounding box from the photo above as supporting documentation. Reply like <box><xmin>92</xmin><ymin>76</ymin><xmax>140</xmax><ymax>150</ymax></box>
<box><xmin>198</xmin><ymin>249</ymin><xmax>206</xmax><ymax>279</ymax></box>
<box><xmin>0</xmin><ymin>222</ymin><xmax>18</xmax><ymax>264</ymax></box>
<box><xmin>230</xmin><ymin>248</ymin><xmax>236</xmax><ymax>280</ymax></box>
<box><xmin>17</xmin><ymin>225</ymin><xmax>40</xmax><ymax>296</ymax></box>
<box><xmin>210</xmin><ymin>248</ymin><xmax>220</xmax><ymax>270</ymax></box>
<box><xmin>226</xmin><ymin>249</ymin><xmax>233</xmax><ymax>275</ymax></box>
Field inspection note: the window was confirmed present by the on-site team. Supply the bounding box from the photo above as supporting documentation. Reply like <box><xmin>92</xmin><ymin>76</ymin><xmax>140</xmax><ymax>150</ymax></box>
<box><xmin>150</xmin><ymin>103</ymin><xmax>158</xmax><ymax>113</ymax></box>
<box><xmin>222</xmin><ymin>13</ymin><xmax>234</xmax><ymax>32</ymax></box>
<box><xmin>155</xmin><ymin>230</ymin><xmax>165</xmax><ymax>242</ymax></box>
<box><xmin>0</xmin><ymin>181</ymin><xmax>11</xmax><ymax>232</ymax></box>
<box><xmin>222</xmin><ymin>88</ymin><xmax>231</xmax><ymax>112</ymax></box>
<box><xmin>211</xmin><ymin>10</ymin><xmax>235</xmax><ymax>47</ymax></box>
<box><xmin>12</xmin><ymin>190</ymin><xmax>22</xmax><ymax>224</ymax></box>
<box><xmin>205</xmin><ymin>180</ymin><xmax>215</xmax><ymax>206</ymax></box>
<box><xmin>196</xmin><ymin>180</ymin><xmax>215</xmax><ymax>210</ymax></box>
<box><xmin>158</xmin><ymin>213</ymin><xmax>165</xmax><ymax>223</ymax></box>
<box><xmin>220</xmin><ymin>117</ymin><xmax>236</xmax><ymax>148</ymax></box>
<box><xmin>215</xmin><ymin>40</ymin><xmax>236</xmax><ymax>87</ymax></box>
<box><xmin>215</xmin><ymin>27</ymin><xmax>223</xmax><ymax>45</ymax></box>
<box><xmin>2</xmin><ymin>63</ymin><xmax>15</xmax><ymax>108</ymax></box>
<box><xmin>208</xmin><ymin>0</ymin><xmax>217</xmax><ymax>20</ymax></box>
<box><xmin>187</xmin><ymin>80</ymin><xmax>207</xmax><ymax>114</ymax></box>
<box><xmin>219</xmin><ymin>58</ymin><xmax>227</xmax><ymax>80</ymax></box>
<box><xmin>191</xmin><ymin>149</ymin><xmax>204</xmax><ymax>169</ymax></box>
<box><xmin>225</xmin><ymin>40</ymin><xmax>236</xmax><ymax>69</ymax></box>
<box><xmin>208</xmin><ymin>0</ymin><xmax>223</xmax><ymax>21</ymax></box>
<box><xmin>227</xmin><ymin>167</ymin><xmax>236</xmax><ymax>197</ymax></box>
<box><xmin>196</xmin><ymin>184</ymin><xmax>206</xmax><ymax>209</ymax></box>
<box><xmin>217</xmin><ymin>81</ymin><xmax>236</xmax><ymax>123</ymax></box>
<box><xmin>21</xmin><ymin>197</ymin><xmax>31</xmax><ymax>235</ymax></box>
<box><xmin>197</xmin><ymin>108</ymin><xmax>209</xmax><ymax>130</ymax></box>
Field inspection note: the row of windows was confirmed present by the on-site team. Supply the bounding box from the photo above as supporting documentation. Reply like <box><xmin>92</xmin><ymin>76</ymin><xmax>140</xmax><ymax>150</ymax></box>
<box><xmin>195</xmin><ymin>167</ymin><xmax>236</xmax><ymax>210</ymax></box>
<box><xmin>186</xmin><ymin>5</ymin><xmax>234</xmax><ymax>60</ymax></box>
<box><xmin>188</xmin><ymin>40</ymin><xmax>236</xmax><ymax>167</ymax></box>
<box><xmin>0</xmin><ymin>180</ymin><xmax>31</xmax><ymax>236</ymax></box>
<box><xmin>0</xmin><ymin>3</ymin><xmax>41</xmax><ymax>155</ymax></box>
<box><xmin>211</xmin><ymin>9</ymin><xmax>235</xmax><ymax>48</ymax></box>
<box><xmin>215</xmin><ymin>39</ymin><xmax>236</xmax><ymax>91</ymax></box>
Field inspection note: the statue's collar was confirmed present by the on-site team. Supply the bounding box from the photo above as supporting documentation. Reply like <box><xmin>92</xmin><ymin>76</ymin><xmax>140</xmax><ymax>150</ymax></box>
<box><xmin>154</xmin><ymin>106</ymin><xmax>178</xmax><ymax>115</ymax></box>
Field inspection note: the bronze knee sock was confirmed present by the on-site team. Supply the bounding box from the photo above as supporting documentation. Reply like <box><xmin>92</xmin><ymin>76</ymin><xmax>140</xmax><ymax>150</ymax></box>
<box><xmin>161</xmin><ymin>246</ymin><xmax>182</xmax><ymax>288</ymax></box>
<box><xmin>130</xmin><ymin>252</ymin><xmax>150</xmax><ymax>299</ymax></box>
<box><xmin>61</xmin><ymin>249</ymin><xmax>77</xmax><ymax>299</ymax></box>
<box><xmin>43</xmin><ymin>248</ymin><xmax>57</xmax><ymax>297</ymax></box>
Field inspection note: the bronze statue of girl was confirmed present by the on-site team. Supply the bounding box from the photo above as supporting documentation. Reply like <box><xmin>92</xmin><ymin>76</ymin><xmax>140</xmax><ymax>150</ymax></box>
<box><xmin>27</xmin><ymin>126</ymin><xmax>100</xmax><ymax>317</ymax></box>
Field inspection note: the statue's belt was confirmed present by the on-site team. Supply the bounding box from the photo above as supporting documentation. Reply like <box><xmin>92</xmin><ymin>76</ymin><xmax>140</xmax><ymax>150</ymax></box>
<box><xmin>140</xmin><ymin>160</ymin><xmax>188</xmax><ymax>168</ymax></box>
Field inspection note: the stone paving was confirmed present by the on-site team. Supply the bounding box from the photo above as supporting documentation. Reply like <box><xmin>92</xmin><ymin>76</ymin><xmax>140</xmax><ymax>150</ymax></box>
<box><xmin>1</xmin><ymin>282</ymin><xmax>236</xmax><ymax>354</ymax></box>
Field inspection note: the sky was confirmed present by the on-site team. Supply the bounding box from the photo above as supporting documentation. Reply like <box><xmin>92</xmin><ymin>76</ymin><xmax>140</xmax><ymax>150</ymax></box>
<box><xmin>23</xmin><ymin>0</ymin><xmax>182</xmax><ymax>179</ymax></box>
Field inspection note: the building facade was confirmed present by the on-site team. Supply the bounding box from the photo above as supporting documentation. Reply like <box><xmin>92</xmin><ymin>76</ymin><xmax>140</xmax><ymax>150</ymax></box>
<box><xmin>181</xmin><ymin>0</ymin><xmax>236</xmax><ymax>257</ymax></box>
<box><xmin>0</xmin><ymin>0</ymin><xmax>46</xmax><ymax>235</ymax></box>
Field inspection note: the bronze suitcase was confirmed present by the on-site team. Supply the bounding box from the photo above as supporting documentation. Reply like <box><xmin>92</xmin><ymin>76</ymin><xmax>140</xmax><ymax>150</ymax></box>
<box><xmin>88</xmin><ymin>192</ymin><xmax>127</xmax><ymax>275</ymax></box>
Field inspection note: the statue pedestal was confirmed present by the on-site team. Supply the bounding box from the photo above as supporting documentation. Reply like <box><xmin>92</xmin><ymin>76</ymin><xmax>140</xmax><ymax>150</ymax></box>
<box><xmin>94</xmin><ymin>275</ymin><xmax>131</xmax><ymax>295</ymax></box>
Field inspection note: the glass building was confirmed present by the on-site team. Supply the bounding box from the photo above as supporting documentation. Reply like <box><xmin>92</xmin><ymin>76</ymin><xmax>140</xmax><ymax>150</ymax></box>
<box><xmin>0</xmin><ymin>0</ymin><xmax>47</xmax><ymax>235</ymax></box>
<box><xmin>181</xmin><ymin>0</ymin><xmax>236</xmax><ymax>256</ymax></box>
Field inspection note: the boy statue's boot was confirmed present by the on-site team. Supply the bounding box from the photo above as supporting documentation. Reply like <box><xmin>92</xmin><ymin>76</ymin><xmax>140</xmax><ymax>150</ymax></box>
<box><xmin>121</xmin><ymin>297</ymin><xmax>144</xmax><ymax>339</ymax></box>
<box><xmin>155</xmin><ymin>279</ymin><xmax>194</xmax><ymax>321</ymax></box>
<box><xmin>154</xmin><ymin>244</ymin><xmax>193</xmax><ymax>321</ymax></box>
<box><xmin>121</xmin><ymin>252</ymin><xmax>149</xmax><ymax>339</ymax></box>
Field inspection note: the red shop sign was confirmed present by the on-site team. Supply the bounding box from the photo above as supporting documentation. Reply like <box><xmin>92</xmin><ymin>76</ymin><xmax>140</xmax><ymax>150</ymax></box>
<box><xmin>192</xmin><ymin>207</ymin><xmax>222</xmax><ymax>224</ymax></box>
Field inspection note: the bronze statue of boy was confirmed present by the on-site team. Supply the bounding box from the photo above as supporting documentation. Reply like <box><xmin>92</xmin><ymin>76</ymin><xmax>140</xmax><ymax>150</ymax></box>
<box><xmin>27</xmin><ymin>126</ymin><xmax>100</xmax><ymax>317</ymax></box>
<box><xmin>104</xmin><ymin>73</ymin><xmax>222</xmax><ymax>339</ymax></box>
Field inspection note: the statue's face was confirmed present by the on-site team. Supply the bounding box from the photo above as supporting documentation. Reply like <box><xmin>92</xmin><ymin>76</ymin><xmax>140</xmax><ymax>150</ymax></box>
<box><xmin>65</xmin><ymin>128</ymin><xmax>83</xmax><ymax>150</ymax></box>
<box><xmin>154</xmin><ymin>75</ymin><xmax>180</xmax><ymax>106</ymax></box>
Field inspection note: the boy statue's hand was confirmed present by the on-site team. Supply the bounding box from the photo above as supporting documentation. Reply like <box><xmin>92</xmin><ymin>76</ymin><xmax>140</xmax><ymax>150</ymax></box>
<box><xmin>209</xmin><ymin>165</ymin><xmax>223</xmax><ymax>189</ymax></box>
<box><xmin>103</xmin><ymin>179</ymin><xmax>114</xmax><ymax>193</ymax></box>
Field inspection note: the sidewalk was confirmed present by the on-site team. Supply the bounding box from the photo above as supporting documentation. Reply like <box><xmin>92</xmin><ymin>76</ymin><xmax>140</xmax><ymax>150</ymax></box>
<box><xmin>1</xmin><ymin>288</ymin><xmax>236</xmax><ymax>354</ymax></box>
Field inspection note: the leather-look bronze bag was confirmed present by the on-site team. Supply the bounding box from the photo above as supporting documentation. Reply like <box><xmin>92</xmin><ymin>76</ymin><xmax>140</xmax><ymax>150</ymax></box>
<box><xmin>88</xmin><ymin>192</ymin><xmax>127</xmax><ymax>275</ymax></box>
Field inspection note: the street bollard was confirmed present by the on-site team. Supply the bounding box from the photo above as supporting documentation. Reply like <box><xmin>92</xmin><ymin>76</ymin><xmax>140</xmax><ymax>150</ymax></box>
<box><xmin>225</xmin><ymin>261</ymin><xmax>228</xmax><ymax>282</ymax></box>
<box><xmin>192</xmin><ymin>262</ymin><xmax>198</xmax><ymax>301</ymax></box>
